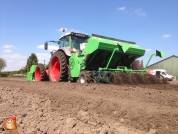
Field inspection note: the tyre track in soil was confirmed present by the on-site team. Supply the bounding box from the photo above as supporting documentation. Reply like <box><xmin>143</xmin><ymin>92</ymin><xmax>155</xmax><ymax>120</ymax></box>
<box><xmin>0</xmin><ymin>78</ymin><xmax>178</xmax><ymax>134</ymax></box>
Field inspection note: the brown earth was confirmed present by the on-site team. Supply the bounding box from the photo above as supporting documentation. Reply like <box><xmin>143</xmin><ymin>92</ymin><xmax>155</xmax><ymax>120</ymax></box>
<box><xmin>0</xmin><ymin>77</ymin><xmax>178</xmax><ymax>134</ymax></box>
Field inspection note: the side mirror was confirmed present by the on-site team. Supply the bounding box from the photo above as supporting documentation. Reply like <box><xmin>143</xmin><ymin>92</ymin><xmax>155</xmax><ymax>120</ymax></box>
<box><xmin>44</xmin><ymin>42</ymin><xmax>48</xmax><ymax>50</ymax></box>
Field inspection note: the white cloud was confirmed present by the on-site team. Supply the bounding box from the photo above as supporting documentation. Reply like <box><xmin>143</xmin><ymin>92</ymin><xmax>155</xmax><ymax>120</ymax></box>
<box><xmin>2</xmin><ymin>61</ymin><xmax>26</xmax><ymax>71</ymax></box>
<box><xmin>19</xmin><ymin>60</ymin><xmax>25</xmax><ymax>63</ymax></box>
<box><xmin>146</xmin><ymin>49</ymin><xmax>152</xmax><ymax>52</ymax></box>
<box><xmin>3</xmin><ymin>49</ymin><xmax>12</xmax><ymax>53</ymax></box>
<box><xmin>117</xmin><ymin>7</ymin><xmax>146</xmax><ymax>17</ymax></box>
<box><xmin>162</xmin><ymin>34</ymin><xmax>171</xmax><ymax>38</ymax></box>
<box><xmin>37</xmin><ymin>45</ymin><xmax>44</xmax><ymax>49</ymax></box>
<box><xmin>2</xmin><ymin>54</ymin><xmax>27</xmax><ymax>60</ymax></box>
<box><xmin>2</xmin><ymin>45</ymin><xmax>15</xmax><ymax>54</ymax></box>
<box><xmin>131</xmin><ymin>8</ymin><xmax>146</xmax><ymax>16</ymax></box>
<box><xmin>7</xmin><ymin>60</ymin><xmax>13</xmax><ymax>62</ymax></box>
<box><xmin>1</xmin><ymin>54</ymin><xmax>27</xmax><ymax>71</ymax></box>
<box><xmin>118</xmin><ymin>7</ymin><xmax>126</xmax><ymax>11</ymax></box>
<box><xmin>37</xmin><ymin>45</ymin><xmax>58</xmax><ymax>51</ymax></box>
<box><xmin>3</xmin><ymin>45</ymin><xmax>15</xmax><ymax>49</ymax></box>
<box><xmin>36</xmin><ymin>53</ymin><xmax>51</xmax><ymax>64</ymax></box>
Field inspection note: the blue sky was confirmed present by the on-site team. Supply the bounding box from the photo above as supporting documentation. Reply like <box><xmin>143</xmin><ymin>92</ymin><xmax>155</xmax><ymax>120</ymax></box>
<box><xmin>0</xmin><ymin>0</ymin><xmax>178</xmax><ymax>71</ymax></box>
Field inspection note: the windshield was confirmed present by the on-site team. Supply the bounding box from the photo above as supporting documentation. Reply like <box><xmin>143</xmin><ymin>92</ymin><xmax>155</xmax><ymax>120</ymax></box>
<box><xmin>71</xmin><ymin>36</ymin><xmax>88</xmax><ymax>50</ymax></box>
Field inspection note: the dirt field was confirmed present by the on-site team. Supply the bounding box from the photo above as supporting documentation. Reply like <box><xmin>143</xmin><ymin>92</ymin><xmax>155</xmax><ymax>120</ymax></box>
<box><xmin>0</xmin><ymin>77</ymin><xmax>178</xmax><ymax>134</ymax></box>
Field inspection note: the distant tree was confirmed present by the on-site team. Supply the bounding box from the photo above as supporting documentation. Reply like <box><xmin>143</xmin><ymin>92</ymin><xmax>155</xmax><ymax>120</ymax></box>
<box><xmin>130</xmin><ymin>60</ymin><xmax>143</xmax><ymax>70</ymax></box>
<box><xmin>0</xmin><ymin>58</ymin><xmax>7</xmax><ymax>72</ymax></box>
<box><xmin>25</xmin><ymin>53</ymin><xmax>38</xmax><ymax>71</ymax></box>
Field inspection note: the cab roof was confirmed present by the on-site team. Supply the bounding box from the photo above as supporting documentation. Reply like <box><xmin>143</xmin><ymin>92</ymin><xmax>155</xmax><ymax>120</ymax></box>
<box><xmin>59</xmin><ymin>32</ymin><xmax>90</xmax><ymax>40</ymax></box>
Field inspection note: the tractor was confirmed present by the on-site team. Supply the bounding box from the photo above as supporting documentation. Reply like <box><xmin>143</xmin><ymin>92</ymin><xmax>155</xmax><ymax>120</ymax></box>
<box><xmin>27</xmin><ymin>31</ymin><xmax>168</xmax><ymax>85</ymax></box>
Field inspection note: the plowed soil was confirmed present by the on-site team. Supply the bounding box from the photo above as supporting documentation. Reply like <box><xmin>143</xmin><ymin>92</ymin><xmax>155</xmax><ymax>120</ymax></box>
<box><xmin>0</xmin><ymin>77</ymin><xmax>178</xmax><ymax>134</ymax></box>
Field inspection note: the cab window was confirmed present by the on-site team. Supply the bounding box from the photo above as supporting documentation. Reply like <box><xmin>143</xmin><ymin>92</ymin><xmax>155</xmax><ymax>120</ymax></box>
<box><xmin>71</xmin><ymin>36</ymin><xmax>88</xmax><ymax>50</ymax></box>
<box><xmin>64</xmin><ymin>36</ymin><xmax>69</xmax><ymax>47</ymax></box>
<box><xmin>59</xmin><ymin>38</ymin><xmax>64</xmax><ymax>48</ymax></box>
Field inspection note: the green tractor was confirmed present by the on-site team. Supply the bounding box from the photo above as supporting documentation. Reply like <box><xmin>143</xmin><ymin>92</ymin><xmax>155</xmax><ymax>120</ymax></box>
<box><xmin>27</xmin><ymin>31</ymin><xmax>167</xmax><ymax>84</ymax></box>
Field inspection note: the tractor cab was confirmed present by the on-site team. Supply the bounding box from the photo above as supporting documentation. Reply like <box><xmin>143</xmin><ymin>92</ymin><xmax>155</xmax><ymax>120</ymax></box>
<box><xmin>59</xmin><ymin>32</ymin><xmax>90</xmax><ymax>53</ymax></box>
<box><xmin>44</xmin><ymin>32</ymin><xmax>90</xmax><ymax>55</ymax></box>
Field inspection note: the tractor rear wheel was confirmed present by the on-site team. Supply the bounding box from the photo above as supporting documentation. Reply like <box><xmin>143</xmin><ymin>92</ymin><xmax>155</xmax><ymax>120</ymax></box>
<box><xmin>35</xmin><ymin>63</ymin><xmax>48</xmax><ymax>81</ymax></box>
<box><xmin>78</xmin><ymin>71</ymin><xmax>91</xmax><ymax>84</ymax></box>
<box><xmin>49</xmin><ymin>51</ymin><xmax>68</xmax><ymax>82</ymax></box>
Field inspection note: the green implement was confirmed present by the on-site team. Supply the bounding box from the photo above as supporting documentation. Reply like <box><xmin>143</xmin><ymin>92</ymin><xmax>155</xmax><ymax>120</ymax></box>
<box><xmin>27</xmin><ymin>32</ymin><xmax>168</xmax><ymax>85</ymax></box>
